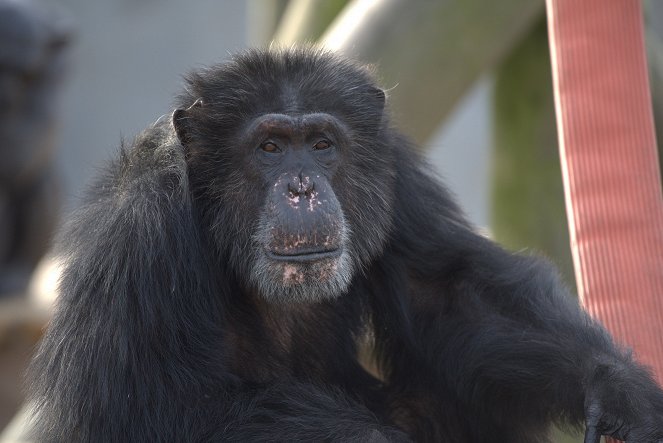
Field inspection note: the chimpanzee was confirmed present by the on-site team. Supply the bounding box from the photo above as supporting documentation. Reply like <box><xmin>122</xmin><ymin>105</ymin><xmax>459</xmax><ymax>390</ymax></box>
<box><xmin>28</xmin><ymin>48</ymin><xmax>663</xmax><ymax>442</ymax></box>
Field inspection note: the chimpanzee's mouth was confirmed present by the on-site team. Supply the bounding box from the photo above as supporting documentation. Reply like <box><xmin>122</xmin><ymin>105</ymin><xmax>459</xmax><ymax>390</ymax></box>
<box><xmin>266</xmin><ymin>248</ymin><xmax>342</xmax><ymax>263</ymax></box>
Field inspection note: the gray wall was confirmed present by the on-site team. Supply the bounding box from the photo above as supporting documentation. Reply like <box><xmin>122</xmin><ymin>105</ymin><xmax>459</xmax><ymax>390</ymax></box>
<box><xmin>54</xmin><ymin>1</ymin><xmax>249</xmax><ymax>209</ymax></box>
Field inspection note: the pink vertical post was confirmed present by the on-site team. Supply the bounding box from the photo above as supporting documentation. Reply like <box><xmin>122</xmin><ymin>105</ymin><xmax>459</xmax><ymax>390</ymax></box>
<box><xmin>546</xmin><ymin>0</ymin><xmax>663</xmax><ymax>395</ymax></box>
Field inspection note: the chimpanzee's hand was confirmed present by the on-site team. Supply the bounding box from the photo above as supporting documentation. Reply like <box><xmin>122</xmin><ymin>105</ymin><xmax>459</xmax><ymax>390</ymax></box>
<box><xmin>584</xmin><ymin>362</ymin><xmax>663</xmax><ymax>443</ymax></box>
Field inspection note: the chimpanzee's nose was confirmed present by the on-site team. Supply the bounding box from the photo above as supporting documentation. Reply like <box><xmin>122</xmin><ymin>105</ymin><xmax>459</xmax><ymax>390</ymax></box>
<box><xmin>287</xmin><ymin>172</ymin><xmax>315</xmax><ymax>197</ymax></box>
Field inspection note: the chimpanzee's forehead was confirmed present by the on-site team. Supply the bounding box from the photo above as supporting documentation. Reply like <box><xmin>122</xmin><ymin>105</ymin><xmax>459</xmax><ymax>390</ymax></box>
<box><xmin>249</xmin><ymin>113</ymin><xmax>342</xmax><ymax>133</ymax></box>
<box><xmin>180</xmin><ymin>49</ymin><xmax>384</xmax><ymax>138</ymax></box>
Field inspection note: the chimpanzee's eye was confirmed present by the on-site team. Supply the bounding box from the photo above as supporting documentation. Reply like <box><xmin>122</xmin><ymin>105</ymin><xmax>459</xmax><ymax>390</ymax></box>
<box><xmin>313</xmin><ymin>140</ymin><xmax>331</xmax><ymax>150</ymax></box>
<box><xmin>261</xmin><ymin>142</ymin><xmax>280</xmax><ymax>153</ymax></box>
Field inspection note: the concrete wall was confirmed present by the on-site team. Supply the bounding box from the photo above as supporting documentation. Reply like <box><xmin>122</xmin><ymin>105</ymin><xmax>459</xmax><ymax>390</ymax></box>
<box><xmin>53</xmin><ymin>1</ymin><xmax>249</xmax><ymax>209</ymax></box>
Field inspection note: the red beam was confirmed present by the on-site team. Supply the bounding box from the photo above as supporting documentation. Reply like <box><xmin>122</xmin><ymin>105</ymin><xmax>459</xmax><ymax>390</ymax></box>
<box><xmin>546</xmin><ymin>0</ymin><xmax>663</xmax><ymax>390</ymax></box>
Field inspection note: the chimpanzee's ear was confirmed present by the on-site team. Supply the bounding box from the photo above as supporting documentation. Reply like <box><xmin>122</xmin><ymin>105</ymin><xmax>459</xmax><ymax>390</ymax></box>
<box><xmin>365</xmin><ymin>87</ymin><xmax>386</xmax><ymax>134</ymax></box>
<box><xmin>370</xmin><ymin>87</ymin><xmax>386</xmax><ymax>115</ymax></box>
<box><xmin>172</xmin><ymin>98</ymin><xmax>203</xmax><ymax>145</ymax></box>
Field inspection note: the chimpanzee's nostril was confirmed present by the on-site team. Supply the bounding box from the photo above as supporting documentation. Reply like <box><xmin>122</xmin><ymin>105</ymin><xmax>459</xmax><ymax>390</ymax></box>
<box><xmin>304</xmin><ymin>183</ymin><xmax>315</xmax><ymax>198</ymax></box>
<box><xmin>287</xmin><ymin>180</ymin><xmax>299</xmax><ymax>196</ymax></box>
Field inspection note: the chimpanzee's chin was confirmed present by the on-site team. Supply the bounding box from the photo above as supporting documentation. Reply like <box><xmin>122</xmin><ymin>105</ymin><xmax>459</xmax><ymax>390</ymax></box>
<box><xmin>250</xmin><ymin>250</ymin><xmax>354</xmax><ymax>304</ymax></box>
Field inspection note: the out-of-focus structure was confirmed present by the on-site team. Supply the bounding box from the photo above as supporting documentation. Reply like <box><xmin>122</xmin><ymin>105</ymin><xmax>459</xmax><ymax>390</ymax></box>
<box><xmin>0</xmin><ymin>0</ymin><xmax>70</xmax><ymax>296</ymax></box>
<box><xmin>0</xmin><ymin>0</ymin><xmax>70</xmax><ymax>430</ymax></box>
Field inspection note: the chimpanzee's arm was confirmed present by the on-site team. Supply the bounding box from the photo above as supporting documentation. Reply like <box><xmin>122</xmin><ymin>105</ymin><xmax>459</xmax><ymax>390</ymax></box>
<box><xmin>371</xmin><ymin>151</ymin><xmax>663</xmax><ymax>441</ymax></box>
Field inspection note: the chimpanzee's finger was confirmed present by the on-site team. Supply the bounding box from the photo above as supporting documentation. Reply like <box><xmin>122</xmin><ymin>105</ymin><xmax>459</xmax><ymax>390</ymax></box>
<box><xmin>584</xmin><ymin>425</ymin><xmax>601</xmax><ymax>443</ymax></box>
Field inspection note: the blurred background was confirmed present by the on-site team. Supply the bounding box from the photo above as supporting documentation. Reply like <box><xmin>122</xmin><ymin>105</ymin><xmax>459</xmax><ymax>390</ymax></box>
<box><xmin>1</xmin><ymin>0</ymin><xmax>662</xmax><ymax>441</ymax></box>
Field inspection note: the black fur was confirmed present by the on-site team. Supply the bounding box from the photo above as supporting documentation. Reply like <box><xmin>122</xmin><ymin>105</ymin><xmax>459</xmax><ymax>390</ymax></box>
<box><xmin>28</xmin><ymin>48</ymin><xmax>663</xmax><ymax>442</ymax></box>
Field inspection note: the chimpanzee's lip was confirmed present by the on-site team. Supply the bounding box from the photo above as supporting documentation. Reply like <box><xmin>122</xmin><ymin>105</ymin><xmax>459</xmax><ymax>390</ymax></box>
<box><xmin>266</xmin><ymin>248</ymin><xmax>342</xmax><ymax>263</ymax></box>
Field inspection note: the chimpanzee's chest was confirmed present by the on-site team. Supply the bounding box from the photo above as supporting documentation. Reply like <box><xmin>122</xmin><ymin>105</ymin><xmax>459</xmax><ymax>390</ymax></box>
<box><xmin>222</xmin><ymin>296</ymin><xmax>363</xmax><ymax>385</ymax></box>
